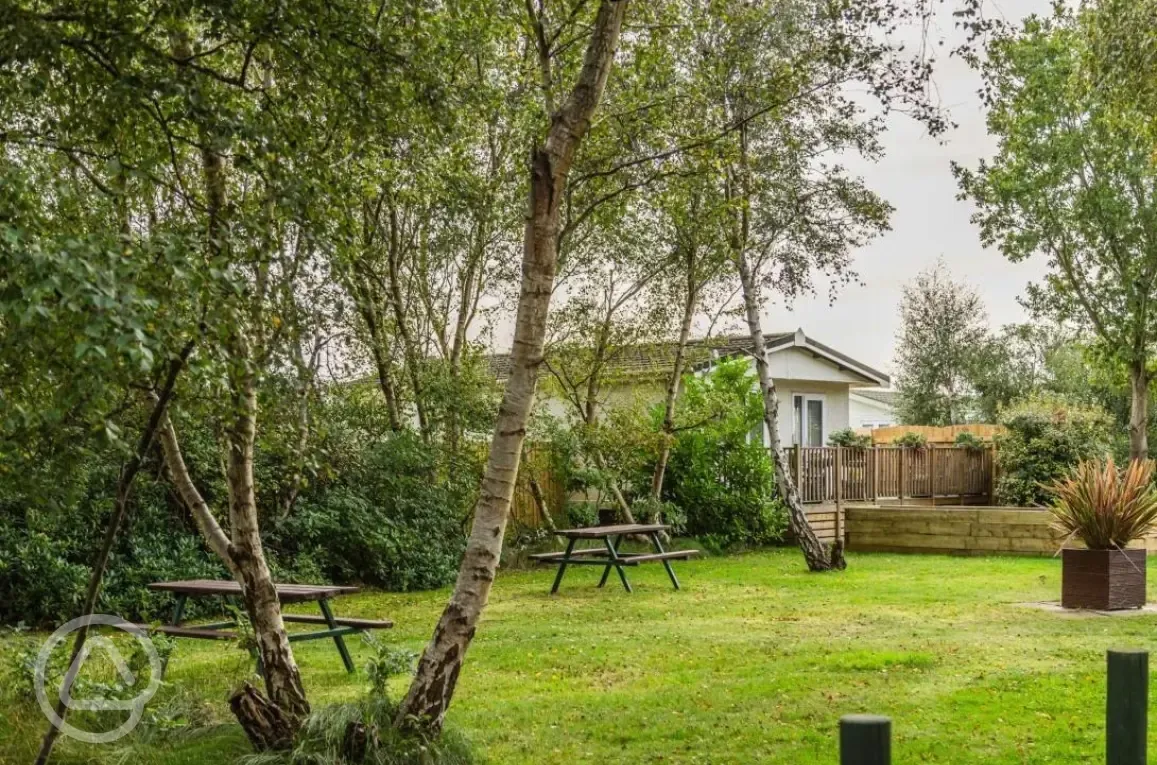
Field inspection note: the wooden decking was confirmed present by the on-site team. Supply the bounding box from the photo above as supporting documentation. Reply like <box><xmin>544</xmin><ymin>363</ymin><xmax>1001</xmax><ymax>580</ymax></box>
<box><xmin>843</xmin><ymin>505</ymin><xmax>1157</xmax><ymax>557</ymax></box>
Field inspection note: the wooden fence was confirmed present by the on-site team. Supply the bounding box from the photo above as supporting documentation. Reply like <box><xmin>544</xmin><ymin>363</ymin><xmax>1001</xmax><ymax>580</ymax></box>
<box><xmin>510</xmin><ymin>443</ymin><xmax>566</xmax><ymax>528</ymax></box>
<box><xmin>788</xmin><ymin>445</ymin><xmax>994</xmax><ymax>506</ymax></box>
<box><xmin>864</xmin><ymin>423</ymin><xmax>1004</xmax><ymax>445</ymax></box>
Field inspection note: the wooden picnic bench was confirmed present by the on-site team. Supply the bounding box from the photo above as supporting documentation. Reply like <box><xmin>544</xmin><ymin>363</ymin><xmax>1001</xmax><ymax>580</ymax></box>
<box><xmin>138</xmin><ymin>579</ymin><xmax>393</xmax><ymax>677</ymax></box>
<box><xmin>530</xmin><ymin>523</ymin><xmax>698</xmax><ymax>594</ymax></box>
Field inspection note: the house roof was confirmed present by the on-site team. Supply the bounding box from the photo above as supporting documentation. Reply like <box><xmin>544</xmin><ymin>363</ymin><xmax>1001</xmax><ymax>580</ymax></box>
<box><xmin>850</xmin><ymin>389</ymin><xmax>900</xmax><ymax>407</ymax></box>
<box><xmin>488</xmin><ymin>328</ymin><xmax>890</xmax><ymax>387</ymax></box>
<box><xmin>486</xmin><ymin>333</ymin><xmax>790</xmax><ymax>381</ymax></box>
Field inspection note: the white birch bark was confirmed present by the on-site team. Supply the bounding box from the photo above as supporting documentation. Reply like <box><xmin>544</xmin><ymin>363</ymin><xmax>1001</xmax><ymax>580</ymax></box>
<box><xmin>395</xmin><ymin>0</ymin><xmax>630</xmax><ymax>731</ymax></box>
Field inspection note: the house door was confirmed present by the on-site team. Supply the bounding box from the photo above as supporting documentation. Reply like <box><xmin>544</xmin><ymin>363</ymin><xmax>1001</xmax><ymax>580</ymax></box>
<box><xmin>792</xmin><ymin>394</ymin><xmax>826</xmax><ymax>447</ymax></box>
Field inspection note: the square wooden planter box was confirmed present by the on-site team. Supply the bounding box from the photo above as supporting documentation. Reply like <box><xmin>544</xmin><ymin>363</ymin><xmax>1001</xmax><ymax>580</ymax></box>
<box><xmin>1061</xmin><ymin>548</ymin><xmax>1147</xmax><ymax>610</ymax></box>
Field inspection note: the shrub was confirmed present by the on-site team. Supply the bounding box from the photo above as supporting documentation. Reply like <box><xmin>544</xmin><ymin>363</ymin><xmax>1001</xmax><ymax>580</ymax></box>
<box><xmin>241</xmin><ymin>697</ymin><xmax>478</xmax><ymax>765</ymax></box>
<box><xmin>995</xmin><ymin>395</ymin><xmax>1114</xmax><ymax>506</ymax></box>
<box><xmin>563</xmin><ymin>501</ymin><xmax>598</xmax><ymax>528</ymax></box>
<box><xmin>0</xmin><ymin>395</ymin><xmax>476</xmax><ymax>627</ymax></box>
<box><xmin>892</xmin><ymin>432</ymin><xmax>928</xmax><ymax>448</ymax></box>
<box><xmin>271</xmin><ymin>433</ymin><xmax>475</xmax><ymax>592</ymax></box>
<box><xmin>828</xmin><ymin>428</ymin><xmax>871</xmax><ymax>448</ymax></box>
<box><xmin>953</xmin><ymin>431</ymin><xmax>985</xmax><ymax>450</ymax></box>
<box><xmin>1047</xmin><ymin>459</ymin><xmax>1157</xmax><ymax>549</ymax></box>
<box><xmin>660</xmin><ymin>360</ymin><xmax>787</xmax><ymax>548</ymax></box>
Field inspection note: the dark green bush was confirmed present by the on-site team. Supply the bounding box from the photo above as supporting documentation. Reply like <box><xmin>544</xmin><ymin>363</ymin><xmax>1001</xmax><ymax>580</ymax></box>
<box><xmin>0</xmin><ymin>392</ymin><xmax>477</xmax><ymax>627</ymax></box>
<box><xmin>271</xmin><ymin>434</ymin><xmax>476</xmax><ymax>592</ymax></box>
<box><xmin>660</xmin><ymin>360</ymin><xmax>786</xmax><ymax>548</ymax></box>
<box><xmin>953</xmin><ymin>431</ymin><xmax>985</xmax><ymax>450</ymax></box>
<box><xmin>994</xmin><ymin>395</ymin><xmax>1114</xmax><ymax>506</ymax></box>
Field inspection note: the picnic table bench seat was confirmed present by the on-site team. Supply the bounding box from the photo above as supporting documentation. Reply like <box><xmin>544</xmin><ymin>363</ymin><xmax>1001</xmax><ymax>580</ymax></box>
<box><xmin>281</xmin><ymin>614</ymin><xmax>395</xmax><ymax>630</ymax></box>
<box><xmin>146</xmin><ymin>579</ymin><xmax>392</xmax><ymax>677</ymax></box>
<box><xmin>528</xmin><ymin>548</ymin><xmax>618</xmax><ymax>561</ymax></box>
<box><xmin>530</xmin><ymin>549</ymin><xmax>699</xmax><ymax>566</ymax></box>
<box><xmin>137</xmin><ymin>624</ymin><xmax>240</xmax><ymax>640</ymax></box>
<box><xmin>535</xmin><ymin>524</ymin><xmax>698</xmax><ymax>594</ymax></box>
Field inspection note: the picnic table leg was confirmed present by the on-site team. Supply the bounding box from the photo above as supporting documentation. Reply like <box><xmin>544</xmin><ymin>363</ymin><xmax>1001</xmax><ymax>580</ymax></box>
<box><xmin>650</xmin><ymin>532</ymin><xmax>681</xmax><ymax>590</ymax></box>
<box><xmin>550</xmin><ymin>537</ymin><xmax>577</xmax><ymax>595</ymax></box>
<box><xmin>603</xmin><ymin>535</ymin><xmax>632</xmax><ymax>593</ymax></box>
<box><xmin>158</xmin><ymin>593</ymin><xmax>188</xmax><ymax>679</ymax></box>
<box><xmin>597</xmin><ymin>535</ymin><xmax>622</xmax><ymax>588</ymax></box>
<box><xmin>318</xmin><ymin>598</ymin><xmax>356</xmax><ymax>673</ymax></box>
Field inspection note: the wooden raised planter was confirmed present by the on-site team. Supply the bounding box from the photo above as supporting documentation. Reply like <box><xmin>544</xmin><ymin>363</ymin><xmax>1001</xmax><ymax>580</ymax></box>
<box><xmin>1061</xmin><ymin>548</ymin><xmax>1147</xmax><ymax>610</ymax></box>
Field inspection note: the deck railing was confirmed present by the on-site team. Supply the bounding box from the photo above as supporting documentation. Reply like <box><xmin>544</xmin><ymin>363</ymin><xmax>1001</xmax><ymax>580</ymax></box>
<box><xmin>787</xmin><ymin>444</ymin><xmax>994</xmax><ymax>505</ymax></box>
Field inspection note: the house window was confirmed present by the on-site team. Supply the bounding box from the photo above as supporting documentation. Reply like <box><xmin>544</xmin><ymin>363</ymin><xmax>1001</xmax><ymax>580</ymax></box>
<box><xmin>793</xmin><ymin>394</ymin><xmax>826</xmax><ymax>447</ymax></box>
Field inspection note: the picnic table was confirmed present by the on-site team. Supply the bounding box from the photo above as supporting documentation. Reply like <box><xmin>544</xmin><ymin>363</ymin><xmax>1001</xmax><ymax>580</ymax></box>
<box><xmin>529</xmin><ymin>524</ymin><xmax>698</xmax><ymax>594</ymax></box>
<box><xmin>140</xmin><ymin>579</ymin><xmax>393</xmax><ymax>676</ymax></box>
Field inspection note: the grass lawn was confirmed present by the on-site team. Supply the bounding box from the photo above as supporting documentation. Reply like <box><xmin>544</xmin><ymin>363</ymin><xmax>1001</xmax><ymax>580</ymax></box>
<box><xmin>3</xmin><ymin>549</ymin><xmax>1157</xmax><ymax>763</ymax></box>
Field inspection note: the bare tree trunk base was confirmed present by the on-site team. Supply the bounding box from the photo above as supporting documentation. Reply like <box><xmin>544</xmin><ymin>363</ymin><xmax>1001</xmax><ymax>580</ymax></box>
<box><xmin>829</xmin><ymin>539</ymin><xmax>847</xmax><ymax>571</ymax></box>
<box><xmin>230</xmin><ymin>683</ymin><xmax>296</xmax><ymax>751</ymax></box>
<box><xmin>343</xmin><ymin>720</ymin><xmax>380</xmax><ymax>763</ymax></box>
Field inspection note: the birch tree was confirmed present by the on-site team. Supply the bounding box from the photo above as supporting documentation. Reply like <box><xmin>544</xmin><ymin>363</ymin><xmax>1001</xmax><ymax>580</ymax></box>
<box><xmin>677</xmin><ymin>0</ymin><xmax>934</xmax><ymax>570</ymax></box>
<box><xmin>648</xmin><ymin>159</ymin><xmax>734</xmax><ymax>505</ymax></box>
<box><xmin>396</xmin><ymin>0</ymin><xmax>631</xmax><ymax>732</ymax></box>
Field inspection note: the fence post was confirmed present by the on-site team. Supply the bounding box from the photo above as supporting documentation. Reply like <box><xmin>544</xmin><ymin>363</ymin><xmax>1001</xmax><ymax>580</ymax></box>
<box><xmin>840</xmin><ymin>714</ymin><xmax>891</xmax><ymax>765</ymax></box>
<box><xmin>930</xmin><ymin>445</ymin><xmax>938</xmax><ymax>506</ymax></box>
<box><xmin>1107</xmin><ymin>649</ymin><xmax>1148</xmax><ymax>765</ymax></box>
<box><xmin>835</xmin><ymin>446</ymin><xmax>844</xmax><ymax>544</ymax></box>
<box><xmin>873</xmin><ymin>448</ymin><xmax>879</xmax><ymax>504</ymax></box>
<box><xmin>794</xmin><ymin>444</ymin><xmax>803</xmax><ymax>498</ymax></box>
<box><xmin>898</xmin><ymin>448</ymin><xmax>906</xmax><ymax>507</ymax></box>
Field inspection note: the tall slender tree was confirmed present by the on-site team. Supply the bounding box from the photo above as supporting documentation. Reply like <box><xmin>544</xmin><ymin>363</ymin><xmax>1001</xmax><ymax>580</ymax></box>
<box><xmin>396</xmin><ymin>0</ymin><xmax>631</xmax><ymax>731</ymax></box>
<box><xmin>956</xmin><ymin>6</ymin><xmax>1157</xmax><ymax>460</ymax></box>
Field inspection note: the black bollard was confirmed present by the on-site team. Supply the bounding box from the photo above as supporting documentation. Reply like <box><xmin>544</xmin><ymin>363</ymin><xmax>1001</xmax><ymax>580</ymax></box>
<box><xmin>840</xmin><ymin>714</ymin><xmax>891</xmax><ymax>765</ymax></box>
<box><xmin>1107</xmin><ymin>649</ymin><xmax>1148</xmax><ymax>765</ymax></box>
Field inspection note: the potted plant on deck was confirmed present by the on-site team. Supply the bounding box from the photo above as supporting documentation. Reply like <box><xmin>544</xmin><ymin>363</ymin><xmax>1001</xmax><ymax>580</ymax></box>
<box><xmin>1049</xmin><ymin>459</ymin><xmax>1157</xmax><ymax>610</ymax></box>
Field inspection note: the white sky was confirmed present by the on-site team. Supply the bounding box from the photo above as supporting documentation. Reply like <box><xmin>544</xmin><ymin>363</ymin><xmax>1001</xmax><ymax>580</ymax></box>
<box><xmin>761</xmin><ymin>0</ymin><xmax>1054</xmax><ymax>378</ymax></box>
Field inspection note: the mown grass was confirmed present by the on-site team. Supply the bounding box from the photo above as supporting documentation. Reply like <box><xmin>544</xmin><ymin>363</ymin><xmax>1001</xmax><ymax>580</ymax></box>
<box><xmin>3</xmin><ymin>550</ymin><xmax>1157</xmax><ymax>763</ymax></box>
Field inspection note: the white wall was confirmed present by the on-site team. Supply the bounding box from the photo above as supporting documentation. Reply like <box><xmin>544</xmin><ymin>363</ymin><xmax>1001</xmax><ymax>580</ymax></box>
<box><xmin>849</xmin><ymin>394</ymin><xmax>896</xmax><ymax>429</ymax></box>
<box><xmin>764</xmin><ymin>347</ymin><xmax>870</xmax><ymax>385</ymax></box>
<box><xmin>531</xmin><ymin>346</ymin><xmax>863</xmax><ymax>446</ymax></box>
<box><xmin>771</xmin><ymin>380</ymin><xmax>851</xmax><ymax>447</ymax></box>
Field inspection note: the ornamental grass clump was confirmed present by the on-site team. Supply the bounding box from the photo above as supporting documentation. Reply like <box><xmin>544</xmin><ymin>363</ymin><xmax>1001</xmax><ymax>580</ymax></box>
<box><xmin>1047</xmin><ymin>458</ymin><xmax>1157</xmax><ymax>550</ymax></box>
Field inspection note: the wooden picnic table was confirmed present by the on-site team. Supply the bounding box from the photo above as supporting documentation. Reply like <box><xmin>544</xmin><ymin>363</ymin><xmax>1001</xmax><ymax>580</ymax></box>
<box><xmin>529</xmin><ymin>524</ymin><xmax>698</xmax><ymax>594</ymax></box>
<box><xmin>141</xmin><ymin>579</ymin><xmax>393</xmax><ymax>676</ymax></box>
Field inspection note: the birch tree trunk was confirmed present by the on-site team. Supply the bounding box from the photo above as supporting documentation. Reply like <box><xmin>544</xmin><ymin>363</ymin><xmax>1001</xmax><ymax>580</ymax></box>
<box><xmin>1128</xmin><ymin>357</ymin><xmax>1149</xmax><ymax>461</ymax></box>
<box><xmin>735</xmin><ymin>249</ymin><xmax>843</xmax><ymax>572</ymax></box>
<box><xmin>169</xmin><ymin>29</ymin><xmax>310</xmax><ymax>743</ymax></box>
<box><xmin>395</xmin><ymin>0</ymin><xmax>630</xmax><ymax>732</ymax></box>
<box><xmin>385</xmin><ymin>206</ymin><xmax>430</xmax><ymax>439</ymax></box>
<box><xmin>649</xmin><ymin>265</ymin><xmax>698</xmax><ymax>507</ymax></box>
<box><xmin>225</xmin><ymin>347</ymin><xmax>311</xmax><ymax>733</ymax></box>
<box><xmin>157</xmin><ymin>391</ymin><xmax>309</xmax><ymax>747</ymax></box>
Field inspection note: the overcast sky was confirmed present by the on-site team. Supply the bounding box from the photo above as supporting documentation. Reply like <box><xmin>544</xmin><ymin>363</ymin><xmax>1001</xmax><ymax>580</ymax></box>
<box><xmin>763</xmin><ymin>0</ymin><xmax>1054</xmax><ymax>379</ymax></box>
